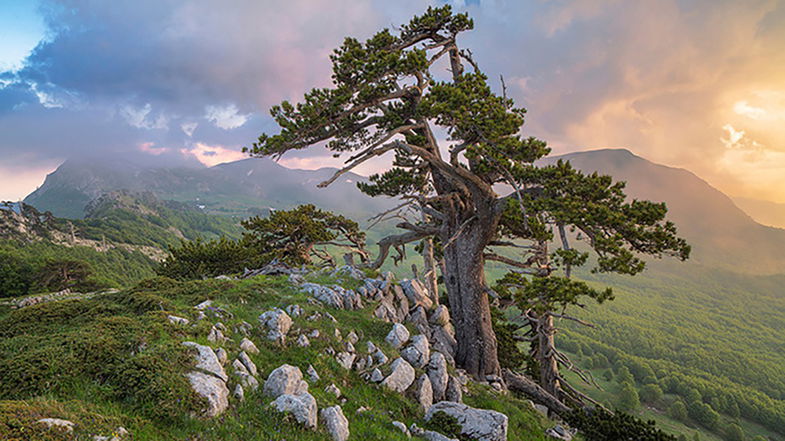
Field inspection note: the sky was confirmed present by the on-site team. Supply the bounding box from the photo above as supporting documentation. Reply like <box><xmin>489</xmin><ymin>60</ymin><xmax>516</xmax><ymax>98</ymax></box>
<box><xmin>0</xmin><ymin>0</ymin><xmax>784</xmax><ymax>203</ymax></box>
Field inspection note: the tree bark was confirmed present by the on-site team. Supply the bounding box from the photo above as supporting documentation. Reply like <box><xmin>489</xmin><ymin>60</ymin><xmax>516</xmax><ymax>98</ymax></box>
<box><xmin>442</xmin><ymin>216</ymin><xmax>501</xmax><ymax>378</ymax></box>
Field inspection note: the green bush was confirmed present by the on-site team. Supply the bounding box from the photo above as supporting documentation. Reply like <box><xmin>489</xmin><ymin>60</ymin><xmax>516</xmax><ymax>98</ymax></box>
<box><xmin>567</xmin><ymin>408</ymin><xmax>676</xmax><ymax>441</ymax></box>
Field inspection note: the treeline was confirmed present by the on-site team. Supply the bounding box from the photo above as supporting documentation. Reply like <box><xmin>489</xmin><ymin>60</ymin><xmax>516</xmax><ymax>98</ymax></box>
<box><xmin>559</xmin><ymin>331</ymin><xmax>785</xmax><ymax>436</ymax></box>
<box><xmin>0</xmin><ymin>240</ymin><xmax>156</xmax><ymax>297</ymax></box>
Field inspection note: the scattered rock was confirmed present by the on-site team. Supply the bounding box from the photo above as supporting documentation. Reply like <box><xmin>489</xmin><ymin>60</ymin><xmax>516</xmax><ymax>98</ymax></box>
<box><xmin>320</xmin><ymin>405</ymin><xmax>350</xmax><ymax>441</ymax></box>
<box><xmin>545</xmin><ymin>425</ymin><xmax>573</xmax><ymax>441</ymax></box>
<box><xmin>194</xmin><ymin>300</ymin><xmax>213</xmax><ymax>310</ymax></box>
<box><xmin>186</xmin><ymin>371</ymin><xmax>230</xmax><ymax>417</ymax></box>
<box><xmin>238</xmin><ymin>351</ymin><xmax>258</xmax><ymax>376</ymax></box>
<box><xmin>373</xmin><ymin>349</ymin><xmax>389</xmax><ymax>365</ymax></box>
<box><xmin>401</xmin><ymin>334</ymin><xmax>430</xmax><ymax>368</ymax></box>
<box><xmin>332</xmin><ymin>265</ymin><xmax>365</xmax><ymax>280</ymax></box>
<box><xmin>366</xmin><ymin>341</ymin><xmax>377</xmax><ymax>353</ymax></box>
<box><xmin>285</xmin><ymin>304</ymin><xmax>303</xmax><ymax>317</ymax></box>
<box><xmin>233</xmin><ymin>384</ymin><xmax>245</xmax><ymax>401</ymax></box>
<box><xmin>325</xmin><ymin>383</ymin><xmax>341</xmax><ymax>398</ymax></box>
<box><xmin>356</xmin><ymin>406</ymin><xmax>370</xmax><ymax>414</ymax></box>
<box><xmin>307</xmin><ymin>364</ymin><xmax>320</xmax><ymax>382</ymax></box>
<box><xmin>37</xmin><ymin>418</ymin><xmax>75</xmax><ymax>432</ymax></box>
<box><xmin>308</xmin><ymin>329</ymin><xmax>321</xmax><ymax>338</ymax></box>
<box><xmin>236</xmin><ymin>371</ymin><xmax>259</xmax><ymax>391</ymax></box>
<box><xmin>207</xmin><ymin>326</ymin><xmax>226</xmax><ymax>343</ymax></box>
<box><xmin>428</xmin><ymin>352</ymin><xmax>449</xmax><ymax>402</ymax></box>
<box><xmin>370</xmin><ymin>368</ymin><xmax>384</xmax><ymax>383</ymax></box>
<box><xmin>234</xmin><ymin>321</ymin><xmax>253</xmax><ymax>336</ymax></box>
<box><xmin>232</xmin><ymin>359</ymin><xmax>249</xmax><ymax>375</ymax></box>
<box><xmin>240</xmin><ymin>337</ymin><xmax>259</xmax><ymax>354</ymax></box>
<box><xmin>425</xmin><ymin>401</ymin><xmax>508</xmax><ymax>441</ymax></box>
<box><xmin>346</xmin><ymin>330</ymin><xmax>359</xmax><ymax>345</ymax></box>
<box><xmin>297</xmin><ymin>334</ymin><xmax>311</xmax><ymax>347</ymax></box>
<box><xmin>301</xmin><ymin>283</ymin><xmax>362</xmax><ymax>310</ymax></box>
<box><xmin>343</xmin><ymin>341</ymin><xmax>355</xmax><ymax>353</ymax></box>
<box><xmin>385</xmin><ymin>323</ymin><xmax>410</xmax><ymax>349</ymax></box>
<box><xmin>392</xmin><ymin>421</ymin><xmax>411</xmax><ymax>437</ymax></box>
<box><xmin>382</xmin><ymin>358</ymin><xmax>416</xmax><ymax>393</ymax></box>
<box><xmin>533</xmin><ymin>403</ymin><xmax>549</xmax><ymax>418</ymax></box>
<box><xmin>168</xmin><ymin>315</ymin><xmax>189</xmax><ymax>325</ymax></box>
<box><xmin>182</xmin><ymin>341</ymin><xmax>228</xmax><ymax>382</ymax></box>
<box><xmin>272</xmin><ymin>392</ymin><xmax>318</xmax><ymax>429</ymax></box>
<box><xmin>264</xmin><ymin>364</ymin><xmax>308</xmax><ymax>399</ymax></box>
<box><xmin>258</xmin><ymin>308</ymin><xmax>293</xmax><ymax>344</ymax></box>
<box><xmin>334</xmin><ymin>328</ymin><xmax>342</xmax><ymax>339</ymax></box>
<box><xmin>336</xmin><ymin>352</ymin><xmax>356</xmax><ymax>370</ymax></box>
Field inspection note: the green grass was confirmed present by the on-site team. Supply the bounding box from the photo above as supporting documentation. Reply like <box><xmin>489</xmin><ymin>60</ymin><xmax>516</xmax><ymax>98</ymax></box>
<box><xmin>0</xmin><ymin>273</ymin><xmax>551</xmax><ymax>440</ymax></box>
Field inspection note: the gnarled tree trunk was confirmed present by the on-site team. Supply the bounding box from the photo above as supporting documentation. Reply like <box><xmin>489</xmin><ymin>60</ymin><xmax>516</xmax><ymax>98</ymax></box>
<box><xmin>537</xmin><ymin>312</ymin><xmax>562</xmax><ymax>397</ymax></box>
<box><xmin>441</xmin><ymin>212</ymin><xmax>501</xmax><ymax>378</ymax></box>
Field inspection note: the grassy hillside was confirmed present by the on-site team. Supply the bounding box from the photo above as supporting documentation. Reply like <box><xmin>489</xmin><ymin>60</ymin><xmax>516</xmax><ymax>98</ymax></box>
<box><xmin>0</xmin><ymin>273</ymin><xmax>552</xmax><ymax>441</ymax></box>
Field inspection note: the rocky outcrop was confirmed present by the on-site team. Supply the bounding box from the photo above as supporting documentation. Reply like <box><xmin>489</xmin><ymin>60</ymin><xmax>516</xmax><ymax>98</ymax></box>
<box><xmin>426</xmin><ymin>402</ymin><xmax>508</xmax><ymax>441</ymax></box>
<box><xmin>182</xmin><ymin>342</ymin><xmax>228</xmax><ymax>382</ymax></box>
<box><xmin>36</xmin><ymin>418</ymin><xmax>75</xmax><ymax>432</ymax></box>
<box><xmin>301</xmin><ymin>283</ymin><xmax>363</xmax><ymax>310</ymax></box>
<box><xmin>320</xmin><ymin>405</ymin><xmax>350</xmax><ymax>441</ymax></box>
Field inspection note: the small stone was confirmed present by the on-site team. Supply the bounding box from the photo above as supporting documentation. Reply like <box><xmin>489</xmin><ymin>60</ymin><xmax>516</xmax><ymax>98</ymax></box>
<box><xmin>355</xmin><ymin>406</ymin><xmax>369</xmax><ymax>414</ymax></box>
<box><xmin>214</xmin><ymin>322</ymin><xmax>227</xmax><ymax>332</ymax></box>
<box><xmin>325</xmin><ymin>383</ymin><xmax>341</xmax><ymax>398</ymax></box>
<box><xmin>385</xmin><ymin>323</ymin><xmax>410</xmax><ymax>349</ymax></box>
<box><xmin>373</xmin><ymin>349</ymin><xmax>388</xmax><ymax>365</ymax></box>
<box><xmin>285</xmin><ymin>304</ymin><xmax>303</xmax><ymax>317</ymax></box>
<box><xmin>258</xmin><ymin>308</ymin><xmax>293</xmax><ymax>344</ymax></box>
<box><xmin>370</xmin><ymin>368</ymin><xmax>384</xmax><ymax>383</ymax></box>
<box><xmin>308</xmin><ymin>329</ymin><xmax>321</xmax><ymax>338</ymax></box>
<box><xmin>336</xmin><ymin>352</ymin><xmax>356</xmax><ymax>370</ymax></box>
<box><xmin>429</xmin><ymin>305</ymin><xmax>450</xmax><ymax>326</ymax></box>
<box><xmin>400</xmin><ymin>334</ymin><xmax>430</xmax><ymax>368</ymax></box>
<box><xmin>320</xmin><ymin>405</ymin><xmax>350</xmax><ymax>441</ymax></box>
<box><xmin>400</xmin><ymin>279</ymin><xmax>433</xmax><ymax>309</ymax></box>
<box><xmin>238</xmin><ymin>351</ymin><xmax>258</xmax><ymax>376</ymax></box>
<box><xmin>194</xmin><ymin>300</ymin><xmax>213</xmax><ymax>310</ymax></box>
<box><xmin>240</xmin><ymin>337</ymin><xmax>259</xmax><ymax>354</ymax></box>
<box><xmin>236</xmin><ymin>371</ymin><xmax>259</xmax><ymax>391</ymax></box>
<box><xmin>334</xmin><ymin>328</ymin><xmax>342</xmax><ymax>339</ymax></box>
<box><xmin>167</xmin><ymin>315</ymin><xmax>189</xmax><ymax>325</ymax></box>
<box><xmin>297</xmin><ymin>334</ymin><xmax>311</xmax><ymax>347</ymax></box>
<box><xmin>428</xmin><ymin>352</ymin><xmax>449</xmax><ymax>402</ymax></box>
<box><xmin>346</xmin><ymin>330</ymin><xmax>359</xmax><ymax>345</ymax></box>
<box><xmin>233</xmin><ymin>384</ymin><xmax>245</xmax><ymax>401</ymax></box>
<box><xmin>207</xmin><ymin>326</ymin><xmax>225</xmax><ymax>343</ymax></box>
<box><xmin>307</xmin><ymin>364</ymin><xmax>320</xmax><ymax>382</ymax></box>
<box><xmin>366</xmin><ymin>341</ymin><xmax>377</xmax><ymax>353</ymax></box>
<box><xmin>233</xmin><ymin>359</ymin><xmax>249</xmax><ymax>375</ymax></box>
<box><xmin>411</xmin><ymin>374</ymin><xmax>433</xmax><ymax>412</ymax></box>
<box><xmin>392</xmin><ymin>421</ymin><xmax>411</xmax><ymax>437</ymax></box>
<box><xmin>344</xmin><ymin>341</ymin><xmax>355</xmax><ymax>353</ymax></box>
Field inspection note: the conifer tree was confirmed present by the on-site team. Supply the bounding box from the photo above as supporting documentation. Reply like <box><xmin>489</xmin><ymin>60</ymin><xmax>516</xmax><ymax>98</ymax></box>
<box><xmin>246</xmin><ymin>6</ymin><xmax>689</xmax><ymax>381</ymax></box>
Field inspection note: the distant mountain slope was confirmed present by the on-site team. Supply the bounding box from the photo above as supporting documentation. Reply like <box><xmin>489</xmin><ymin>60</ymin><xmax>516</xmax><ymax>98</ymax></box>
<box><xmin>24</xmin><ymin>157</ymin><xmax>395</xmax><ymax>219</ymax></box>
<box><xmin>547</xmin><ymin>149</ymin><xmax>785</xmax><ymax>274</ymax></box>
<box><xmin>733</xmin><ymin>196</ymin><xmax>785</xmax><ymax>229</ymax></box>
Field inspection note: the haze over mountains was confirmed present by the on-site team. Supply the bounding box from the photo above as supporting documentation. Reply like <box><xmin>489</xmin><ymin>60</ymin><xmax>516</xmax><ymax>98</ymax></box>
<box><xmin>23</xmin><ymin>148</ymin><xmax>785</xmax><ymax>275</ymax></box>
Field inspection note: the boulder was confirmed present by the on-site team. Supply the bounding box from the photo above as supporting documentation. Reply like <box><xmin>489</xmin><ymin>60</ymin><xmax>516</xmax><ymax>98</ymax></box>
<box><xmin>382</xmin><ymin>358</ymin><xmax>415</xmax><ymax>393</ymax></box>
<box><xmin>258</xmin><ymin>308</ymin><xmax>293</xmax><ymax>344</ymax></box>
<box><xmin>182</xmin><ymin>342</ymin><xmax>228</xmax><ymax>382</ymax></box>
<box><xmin>238</xmin><ymin>351</ymin><xmax>258</xmax><ymax>376</ymax></box>
<box><xmin>428</xmin><ymin>352</ymin><xmax>449</xmax><ymax>402</ymax></box>
<box><xmin>264</xmin><ymin>364</ymin><xmax>308</xmax><ymax>399</ymax></box>
<box><xmin>401</xmin><ymin>279</ymin><xmax>433</xmax><ymax>309</ymax></box>
<box><xmin>411</xmin><ymin>374</ymin><xmax>434</xmax><ymax>412</ymax></box>
<box><xmin>320</xmin><ymin>405</ymin><xmax>350</xmax><ymax>441</ymax></box>
<box><xmin>425</xmin><ymin>401</ymin><xmax>508</xmax><ymax>441</ymax></box>
<box><xmin>401</xmin><ymin>334</ymin><xmax>430</xmax><ymax>368</ymax></box>
<box><xmin>272</xmin><ymin>392</ymin><xmax>318</xmax><ymax>429</ymax></box>
<box><xmin>385</xmin><ymin>323</ymin><xmax>410</xmax><ymax>349</ymax></box>
<box><xmin>186</xmin><ymin>371</ymin><xmax>230</xmax><ymax>417</ymax></box>
<box><xmin>240</xmin><ymin>337</ymin><xmax>259</xmax><ymax>354</ymax></box>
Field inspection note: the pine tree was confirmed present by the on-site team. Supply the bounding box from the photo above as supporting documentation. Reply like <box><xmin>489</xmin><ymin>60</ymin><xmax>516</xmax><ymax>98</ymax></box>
<box><xmin>245</xmin><ymin>5</ymin><xmax>689</xmax><ymax>382</ymax></box>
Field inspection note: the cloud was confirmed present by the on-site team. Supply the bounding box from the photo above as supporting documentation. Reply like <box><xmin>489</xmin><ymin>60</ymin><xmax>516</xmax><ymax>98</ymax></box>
<box><xmin>182</xmin><ymin>142</ymin><xmax>247</xmax><ymax>167</ymax></box>
<box><xmin>204</xmin><ymin>104</ymin><xmax>249</xmax><ymax>130</ymax></box>
<box><xmin>1</xmin><ymin>0</ymin><xmax>784</xmax><ymax>203</ymax></box>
